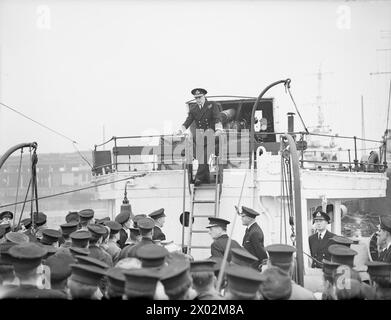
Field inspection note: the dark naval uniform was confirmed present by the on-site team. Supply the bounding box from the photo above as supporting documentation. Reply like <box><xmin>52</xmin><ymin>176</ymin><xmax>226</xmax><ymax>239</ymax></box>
<box><xmin>379</xmin><ymin>245</ymin><xmax>391</xmax><ymax>263</ymax></box>
<box><xmin>239</xmin><ymin>206</ymin><xmax>268</xmax><ymax>269</ymax></box>
<box><xmin>379</xmin><ymin>216</ymin><xmax>391</xmax><ymax>263</ymax></box>
<box><xmin>309</xmin><ymin>230</ymin><xmax>335</xmax><ymax>268</ymax></box>
<box><xmin>120</xmin><ymin>237</ymin><xmax>154</xmax><ymax>259</ymax></box>
<box><xmin>182</xmin><ymin>88</ymin><xmax>222</xmax><ymax>184</ymax></box>
<box><xmin>308</xmin><ymin>210</ymin><xmax>336</xmax><ymax>268</ymax></box>
<box><xmin>242</xmin><ymin>222</ymin><xmax>268</xmax><ymax>266</ymax></box>
<box><xmin>89</xmin><ymin>244</ymin><xmax>113</xmax><ymax>267</ymax></box>
<box><xmin>153</xmin><ymin>226</ymin><xmax>166</xmax><ymax>241</ymax></box>
<box><xmin>149</xmin><ymin>208</ymin><xmax>166</xmax><ymax>242</ymax></box>
<box><xmin>211</xmin><ymin>234</ymin><xmax>241</xmax><ymax>262</ymax></box>
<box><xmin>206</xmin><ymin>217</ymin><xmax>241</xmax><ymax>262</ymax></box>
<box><xmin>3</xmin><ymin>284</ymin><xmax>67</xmax><ymax>299</ymax></box>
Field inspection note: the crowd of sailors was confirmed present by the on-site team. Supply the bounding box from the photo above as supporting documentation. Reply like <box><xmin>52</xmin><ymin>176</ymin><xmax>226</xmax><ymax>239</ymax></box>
<box><xmin>0</xmin><ymin>204</ymin><xmax>390</xmax><ymax>300</ymax></box>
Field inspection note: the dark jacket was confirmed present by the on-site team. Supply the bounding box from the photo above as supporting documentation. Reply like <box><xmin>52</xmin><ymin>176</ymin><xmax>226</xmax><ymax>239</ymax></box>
<box><xmin>182</xmin><ymin>100</ymin><xmax>221</xmax><ymax>131</ymax></box>
<box><xmin>117</xmin><ymin>228</ymin><xmax>128</xmax><ymax>249</ymax></box>
<box><xmin>308</xmin><ymin>230</ymin><xmax>336</xmax><ymax>268</ymax></box>
<box><xmin>88</xmin><ymin>245</ymin><xmax>113</xmax><ymax>267</ymax></box>
<box><xmin>211</xmin><ymin>234</ymin><xmax>241</xmax><ymax>262</ymax></box>
<box><xmin>379</xmin><ymin>245</ymin><xmax>391</xmax><ymax>263</ymax></box>
<box><xmin>118</xmin><ymin>237</ymin><xmax>154</xmax><ymax>259</ymax></box>
<box><xmin>2</xmin><ymin>284</ymin><xmax>68</xmax><ymax>299</ymax></box>
<box><xmin>242</xmin><ymin>222</ymin><xmax>268</xmax><ymax>266</ymax></box>
<box><xmin>152</xmin><ymin>226</ymin><xmax>166</xmax><ymax>241</ymax></box>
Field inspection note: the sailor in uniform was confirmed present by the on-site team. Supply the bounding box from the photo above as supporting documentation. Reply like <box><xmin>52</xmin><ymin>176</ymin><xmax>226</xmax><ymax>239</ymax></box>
<box><xmin>148</xmin><ymin>208</ymin><xmax>166</xmax><ymax>242</ymax></box>
<box><xmin>190</xmin><ymin>260</ymin><xmax>224</xmax><ymax>300</ymax></box>
<box><xmin>239</xmin><ymin>206</ymin><xmax>268</xmax><ymax>270</ymax></box>
<box><xmin>119</xmin><ymin>217</ymin><xmax>155</xmax><ymax>259</ymax></box>
<box><xmin>115</xmin><ymin>210</ymin><xmax>131</xmax><ymax>249</ymax></box>
<box><xmin>0</xmin><ymin>211</ymin><xmax>13</xmax><ymax>226</ymax></box>
<box><xmin>176</xmin><ymin>88</ymin><xmax>224</xmax><ymax>186</ymax></box>
<box><xmin>378</xmin><ymin>216</ymin><xmax>391</xmax><ymax>263</ymax></box>
<box><xmin>206</xmin><ymin>217</ymin><xmax>241</xmax><ymax>261</ymax></box>
<box><xmin>308</xmin><ymin>210</ymin><xmax>336</xmax><ymax>268</ymax></box>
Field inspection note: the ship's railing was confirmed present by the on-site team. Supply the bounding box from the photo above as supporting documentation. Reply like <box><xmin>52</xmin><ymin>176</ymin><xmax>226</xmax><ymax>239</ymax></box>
<box><xmin>92</xmin><ymin>133</ymin><xmax>251</xmax><ymax>175</ymax></box>
<box><xmin>92</xmin><ymin>130</ymin><xmax>387</xmax><ymax>175</ymax></box>
<box><xmin>270</xmin><ymin>131</ymin><xmax>387</xmax><ymax>173</ymax></box>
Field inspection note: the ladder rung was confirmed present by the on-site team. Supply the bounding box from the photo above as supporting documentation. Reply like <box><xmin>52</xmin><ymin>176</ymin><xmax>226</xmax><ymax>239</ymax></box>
<box><xmin>193</xmin><ymin>200</ymin><xmax>215</xmax><ymax>204</ymax></box>
<box><xmin>194</xmin><ymin>185</ymin><xmax>216</xmax><ymax>190</ymax></box>
<box><xmin>191</xmin><ymin>230</ymin><xmax>209</xmax><ymax>233</ymax></box>
<box><xmin>190</xmin><ymin>246</ymin><xmax>210</xmax><ymax>249</ymax></box>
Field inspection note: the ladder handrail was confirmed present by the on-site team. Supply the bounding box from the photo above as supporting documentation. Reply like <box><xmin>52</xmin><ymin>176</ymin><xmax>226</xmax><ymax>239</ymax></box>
<box><xmin>187</xmin><ymin>155</ymin><xmax>223</xmax><ymax>255</ymax></box>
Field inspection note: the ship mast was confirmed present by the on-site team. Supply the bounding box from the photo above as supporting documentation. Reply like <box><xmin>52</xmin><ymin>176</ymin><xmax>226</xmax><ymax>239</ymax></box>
<box><xmin>361</xmin><ymin>96</ymin><xmax>366</xmax><ymax>159</ymax></box>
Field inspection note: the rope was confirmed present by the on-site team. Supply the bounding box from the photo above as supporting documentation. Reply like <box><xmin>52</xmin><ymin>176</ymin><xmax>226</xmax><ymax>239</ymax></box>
<box><xmin>285</xmin><ymin>80</ymin><xmax>309</xmax><ymax>134</ymax></box>
<box><xmin>0</xmin><ymin>101</ymin><xmax>78</xmax><ymax>144</ymax></box>
<box><xmin>0</xmin><ymin>172</ymin><xmax>148</xmax><ymax>209</ymax></box>
<box><xmin>12</xmin><ymin>149</ymin><xmax>24</xmax><ymax>228</ymax></box>
<box><xmin>386</xmin><ymin>79</ymin><xmax>391</xmax><ymax>133</ymax></box>
<box><xmin>216</xmin><ymin>170</ymin><xmax>247</xmax><ymax>291</ymax></box>
<box><xmin>72</xmin><ymin>142</ymin><xmax>93</xmax><ymax>169</ymax></box>
<box><xmin>15</xmin><ymin>178</ymin><xmax>32</xmax><ymax>231</ymax></box>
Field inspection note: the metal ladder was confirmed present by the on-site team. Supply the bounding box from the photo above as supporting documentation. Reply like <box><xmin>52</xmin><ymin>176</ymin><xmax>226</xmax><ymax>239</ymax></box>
<box><xmin>187</xmin><ymin>156</ymin><xmax>222</xmax><ymax>257</ymax></box>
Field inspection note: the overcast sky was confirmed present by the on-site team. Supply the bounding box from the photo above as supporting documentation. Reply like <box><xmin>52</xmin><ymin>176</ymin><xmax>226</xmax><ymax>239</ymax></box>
<box><xmin>0</xmin><ymin>0</ymin><xmax>390</xmax><ymax>155</ymax></box>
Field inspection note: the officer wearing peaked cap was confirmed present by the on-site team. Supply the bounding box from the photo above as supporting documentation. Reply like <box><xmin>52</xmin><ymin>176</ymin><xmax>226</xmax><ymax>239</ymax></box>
<box><xmin>59</xmin><ymin>221</ymin><xmax>79</xmax><ymax>249</ymax></box>
<box><xmin>44</xmin><ymin>252</ymin><xmax>75</xmax><ymax>294</ymax></box>
<box><xmin>23</xmin><ymin>212</ymin><xmax>47</xmax><ymax>243</ymax></box>
<box><xmin>190</xmin><ymin>260</ymin><xmax>224</xmax><ymax>300</ymax></box>
<box><xmin>115</xmin><ymin>209</ymin><xmax>132</xmax><ymax>249</ymax></box>
<box><xmin>5</xmin><ymin>232</ymin><xmax>29</xmax><ymax>245</ymax></box>
<box><xmin>265</xmin><ymin>244</ymin><xmax>315</xmax><ymax>300</ymax></box>
<box><xmin>328</xmin><ymin>244</ymin><xmax>357</xmax><ymax>267</ymax></box>
<box><xmin>160</xmin><ymin>259</ymin><xmax>194</xmax><ymax>300</ymax></box>
<box><xmin>123</xmin><ymin>268</ymin><xmax>160</xmax><ymax>300</ymax></box>
<box><xmin>224</xmin><ymin>264</ymin><xmax>263</xmax><ymax>300</ymax></box>
<box><xmin>118</xmin><ymin>217</ymin><xmax>155</xmax><ymax>259</ymax></box>
<box><xmin>67</xmin><ymin>264</ymin><xmax>107</xmax><ymax>299</ymax></box>
<box><xmin>65</xmin><ymin>211</ymin><xmax>79</xmax><ymax>224</ymax></box>
<box><xmin>230</xmin><ymin>248</ymin><xmax>258</xmax><ymax>269</ymax></box>
<box><xmin>87</xmin><ymin>224</ymin><xmax>113</xmax><ymax>267</ymax></box>
<box><xmin>137</xmin><ymin>243</ymin><xmax>169</xmax><ymax>269</ymax></box>
<box><xmin>105</xmin><ymin>267</ymin><xmax>126</xmax><ymax>299</ymax></box>
<box><xmin>103</xmin><ymin>221</ymin><xmax>122</xmax><ymax>261</ymax></box>
<box><xmin>378</xmin><ymin>216</ymin><xmax>391</xmax><ymax>263</ymax></box>
<box><xmin>0</xmin><ymin>211</ymin><xmax>13</xmax><ymax>223</ymax></box>
<box><xmin>366</xmin><ymin>261</ymin><xmax>391</xmax><ymax>299</ymax></box>
<box><xmin>239</xmin><ymin>206</ymin><xmax>268</xmax><ymax>270</ymax></box>
<box><xmin>176</xmin><ymin>88</ymin><xmax>224</xmax><ymax>186</ymax></box>
<box><xmin>308</xmin><ymin>209</ymin><xmax>336</xmax><ymax>268</ymax></box>
<box><xmin>78</xmin><ymin>209</ymin><xmax>94</xmax><ymax>230</ymax></box>
<box><xmin>4</xmin><ymin>243</ymin><xmax>67</xmax><ymax>299</ymax></box>
<box><xmin>206</xmin><ymin>217</ymin><xmax>241</xmax><ymax>262</ymax></box>
<box><xmin>40</xmin><ymin>229</ymin><xmax>62</xmax><ymax>247</ymax></box>
<box><xmin>149</xmin><ymin>208</ymin><xmax>166</xmax><ymax>241</ymax></box>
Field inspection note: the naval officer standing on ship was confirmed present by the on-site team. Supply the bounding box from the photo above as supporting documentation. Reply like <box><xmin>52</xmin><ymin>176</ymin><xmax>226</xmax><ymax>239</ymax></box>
<box><xmin>176</xmin><ymin>88</ymin><xmax>224</xmax><ymax>186</ymax></box>
<box><xmin>308</xmin><ymin>209</ymin><xmax>336</xmax><ymax>268</ymax></box>
<box><xmin>239</xmin><ymin>206</ymin><xmax>268</xmax><ymax>270</ymax></box>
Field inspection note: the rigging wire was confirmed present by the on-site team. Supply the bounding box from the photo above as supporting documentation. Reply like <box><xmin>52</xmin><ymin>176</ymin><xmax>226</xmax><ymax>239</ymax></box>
<box><xmin>285</xmin><ymin>80</ymin><xmax>309</xmax><ymax>134</ymax></box>
<box><xmin>386</xmin><ymin>79</ymin><xmax>391</xmax><ymax>134</ymax></box>
<box><xmin>12</xmin><ymin>149</ymin><xmax>23</xmax><ymax>227</ymax></box>
<box><xmin>0</xmin><ymin>172</ymin><xmax>148</xmax><ymax>209</ymax></box>
<box><xmin>0</xmin><ymin>100</ymin><xmax>95</xmax><ymax>169</ymax></box>
<box><xmin>0</xmin><ymin>101</ymin><xmax>77</xmax><ymax>144</ymax></box>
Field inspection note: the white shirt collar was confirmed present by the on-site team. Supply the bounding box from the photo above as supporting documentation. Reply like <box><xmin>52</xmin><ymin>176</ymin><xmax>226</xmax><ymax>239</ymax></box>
<box><xmin>318</xmin><ymin>229</ymin><xmax>327</xmax><ymax>239</ymax></box>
